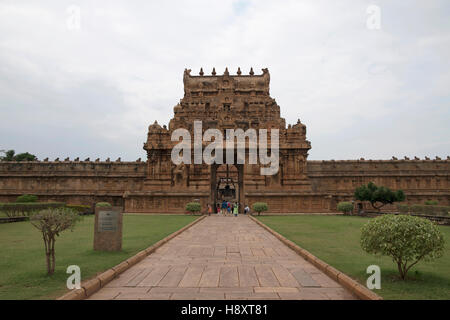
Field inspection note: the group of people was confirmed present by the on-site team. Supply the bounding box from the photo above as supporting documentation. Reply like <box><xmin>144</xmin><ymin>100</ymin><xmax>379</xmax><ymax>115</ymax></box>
<box><xmin>220</xmin><ymin>200</ymin><xmax>239</xmax><ymax>217</ymax></box>
<box><xmin>206</xmin><ymin>201</ymin><xmax>250</xmax><ymax>217</ymax></box>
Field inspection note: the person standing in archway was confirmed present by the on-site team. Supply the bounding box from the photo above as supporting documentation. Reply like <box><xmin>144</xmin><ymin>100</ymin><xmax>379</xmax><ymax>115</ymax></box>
<box><xmin>221</xmin><ymin>200</ymin><xmax>227</xmax><ymax>215</ymax></box>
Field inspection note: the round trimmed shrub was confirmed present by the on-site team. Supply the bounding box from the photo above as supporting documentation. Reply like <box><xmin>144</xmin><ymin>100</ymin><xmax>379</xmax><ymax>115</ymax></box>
<box><xmin>185</xmin><ymin>202</ymin><xmax>201</xmax><ymax>215</ymax></box>
<box><xmin>96</xmin><ymin>202</ymin><xmax>112</xmax><ymax>207</ymax></box>
<box><xmin>337</xmin><ymin>202</ymin><xmax>353</xmax><ymax>215</ymax></box>
<box><xmin>361</xmin><ymin>214</ymin><xmax>445</xmax><ymax>280</ymax></box>
<box><xmin>15</xmin><ymin>194</ymin><xmax>38</xmax><ymax>203</ymax></box>
<box><xmin>252</xmin><ymin>202</ymin><xmax>268</xmax><ymax>216</ymax></box>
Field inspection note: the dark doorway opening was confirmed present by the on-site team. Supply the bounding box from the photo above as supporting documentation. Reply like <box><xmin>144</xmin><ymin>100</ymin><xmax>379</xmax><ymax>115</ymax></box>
<box><xmin>210</xmin><ymin>163</ymin><xmax>245</xmax><ymax>213</ymax></box>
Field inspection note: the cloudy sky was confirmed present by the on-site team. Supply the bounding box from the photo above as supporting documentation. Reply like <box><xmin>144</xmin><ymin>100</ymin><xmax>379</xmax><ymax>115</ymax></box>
<box><xmin>0</xmin><ymin>0</ymin><xmax>449</xmax><ymax>161</ymax></box>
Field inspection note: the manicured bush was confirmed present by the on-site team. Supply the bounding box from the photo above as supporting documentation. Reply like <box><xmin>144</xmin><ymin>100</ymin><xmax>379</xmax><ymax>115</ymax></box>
<box><xmin>15</xmin><ymin>194</ymin><xmax>38</xmax><ymax>203</ymax></box>
<box><xmin>30</xmin><ymin>208</ymin><xmax>80</xmax><ymax>275</ymax></box>
<box><xmin>425</xmin><ymin>200</ymin><xmax>438</xmax><ymax>205</ymax></box>
<box><xmin>185</xmin><ymin>202</ymin><xmax>201</xmax><ymax>215</ymax></box>
<box><xmin>337</xmin><ymin>202</ymin><xmax>353</xmax><ymax>215</ymax></box>
<box><xmin>95</xmin><ymin>202</ymin><xmax>112</xmax><ymax>207</ymax></box>
<box><xmin>252</xmin><ymin>202</ymin><xmax>268</xmax><ymax>216</ymax></box>
<box><xmin>0</xmin><ymin>202</ymin><xmax>65</xmax><ymax>217</ymax></box>
<box><xmin>66</xmin><ymin>204</ymin><xmax>92</xmax><ymax>214</ymax></box>
<box><xmin>361</xmin><ymin>214</ymin><xmax>445</xmax><ymax>280</ymax></box>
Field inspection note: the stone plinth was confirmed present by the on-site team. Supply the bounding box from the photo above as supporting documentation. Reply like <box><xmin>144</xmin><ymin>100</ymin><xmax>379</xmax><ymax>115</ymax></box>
<box><xmin>94</xmin><ymin>206</ymin><xmax>123</xmax><ymax>251</ymax></box>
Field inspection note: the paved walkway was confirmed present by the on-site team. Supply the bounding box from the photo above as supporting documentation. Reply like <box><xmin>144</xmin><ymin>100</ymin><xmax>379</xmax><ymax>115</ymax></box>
<box><xmin>88</xmin><ymin>215</ymin><xmax>356</xmax><ymax>300</ymax></box>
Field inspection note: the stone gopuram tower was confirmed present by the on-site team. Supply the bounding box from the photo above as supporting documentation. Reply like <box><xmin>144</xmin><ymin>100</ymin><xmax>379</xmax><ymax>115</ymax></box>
<box><xmin>125</xmin><ymin>67</ymin><xmax>315</xmax><ymax>213</ymax></box>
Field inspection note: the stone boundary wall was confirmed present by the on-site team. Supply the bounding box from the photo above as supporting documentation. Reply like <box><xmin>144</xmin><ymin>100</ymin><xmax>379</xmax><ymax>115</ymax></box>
<box><xmin>0</xmin><ymin>160</ymin><xmax>146</xmax><ymax>205</ymax></box>
<box><xmin>307</xmin><ymin>159</ymin><xmax>450</xmax><ymax>209</ymax></box>
<box><xmin>0</xmin><ymin>158</ymin><xmax>448</xmax><ymax>212</ymax></box>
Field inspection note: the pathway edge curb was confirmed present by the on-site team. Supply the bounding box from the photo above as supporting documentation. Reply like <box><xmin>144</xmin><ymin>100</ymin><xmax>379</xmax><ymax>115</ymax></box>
<box><xmin>57</xmin><ymin>215</ymin><xmax>207</xmax><ymax>300</ymax></box>
<box><xmin>249</xmin><ymin>215</ymin><xmax>383</xmax><ymax>300</ymax></box>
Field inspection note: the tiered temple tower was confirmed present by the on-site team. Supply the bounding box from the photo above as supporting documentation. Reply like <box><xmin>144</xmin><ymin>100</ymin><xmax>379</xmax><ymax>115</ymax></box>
<box><xmin>136</xmin><ymin>67</ymin><xmax>313</xmax><ymax>213</ymax></box>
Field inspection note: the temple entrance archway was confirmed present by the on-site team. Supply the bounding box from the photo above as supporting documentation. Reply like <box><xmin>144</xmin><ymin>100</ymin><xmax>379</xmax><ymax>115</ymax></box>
<box><xmin>216</xmin><ymin>164</ymin><xmax>238</xmax><ymax>203</ymax></box>
<box><xmin>210</xmin><ymin>163</ymin><xmax>245</xmax><ymax>213</ymax></box>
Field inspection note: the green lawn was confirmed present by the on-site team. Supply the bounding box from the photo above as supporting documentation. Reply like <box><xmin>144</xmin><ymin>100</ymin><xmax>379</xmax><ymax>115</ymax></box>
<box><xmin>257</xmin><ymin>215</ymin><xmax>450</xmax><ymax>300</ymax></box>
<box><xmin>0</xmin><ymin>214</ymin><xmax>197</xmax><ymax>300</ymax></box>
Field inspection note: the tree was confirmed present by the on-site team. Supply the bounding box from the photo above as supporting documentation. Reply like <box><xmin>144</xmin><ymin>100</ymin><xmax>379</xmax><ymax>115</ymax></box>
<box><xmin>185</xmin><ymin>202</ymin><xmax>201</xmax><ymax>215</ymax></box>
<box><xmin>360</xmin><ymin>214</ymin><xmax>444</xmax><ymax>280</ymax></box>
<box><xmin>252</xmin><ymin>202</ymin><xmax>268</xmax><ymax>216</ymax></box>
<box><xmin>337</xmin><ymin>201</ymin><xmax>353</xmax><ymax>215</ymax></box>
<box><xmin>354</xmin><ymin>182</ymin><xmax>405</xmax><ymax>211</ymax></box>
<box><xmin>0</xmin><ymin>149</ymin><xmax>37</xmax><ymax>161</ymax></box>
<box><xmin>0</xmin><ymin>149</ymin><xmax>15</xmax><ymax>161</ymax></box>
<box><xmin>14</xmin><ymin>152</ymin><xmax>37</xmax><ymax>161</ymax></box>
<box><xmin>30</xmin><ymin>208</ymin><xmax>80</xmax><ymax>275</ymax></box>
